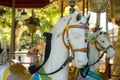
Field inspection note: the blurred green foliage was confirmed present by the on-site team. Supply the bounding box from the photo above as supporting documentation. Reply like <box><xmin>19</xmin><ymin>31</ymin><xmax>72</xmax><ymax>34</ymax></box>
<box><xmin>0</xmin><ymin>4</ymin><xmax>62</xmax><ymax>49</ymax></box>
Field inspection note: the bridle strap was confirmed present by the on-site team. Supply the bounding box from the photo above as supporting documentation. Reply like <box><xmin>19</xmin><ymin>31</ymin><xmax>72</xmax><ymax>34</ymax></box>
<box><xmin>94</xmin><ymin>34</ymin><xmax>113</xmax><ymax>51</ymax></box>
<box><xmin>38</xmin><ymin>56</ymin><xmax>73</xmax><ymax>75</ymax></box>
<box><xmin>69</xmin><ymin>25</ymin><xmax>89</xmax><ymax>29</ymax></box>
<box><xmin>88</xmin><ymin>50</ymin><xmax>105</xmax><ymax>66</ymax></box>
<box><xmin>107</xmin><ymin>45</ymin><xmax>113</xmax><ymax>49</ymax></box>
<box><xmin>62</xmin><ymin>28</ymin><xmax>69</xmax><ymax>48</ymax></box>
<box><xmin>73</xmin><ymin>48</ymin><xmax>88</xmax><ymax>52</ymax></box>
<box><xmin>94</xmin><ymin>40</ymin><xmax>103</xmax><ymax>51</ymax></box>
<box><xmin>62</xmin><ymin>25</ymin><xmax>89</xmax><ymax>53</ymax></box>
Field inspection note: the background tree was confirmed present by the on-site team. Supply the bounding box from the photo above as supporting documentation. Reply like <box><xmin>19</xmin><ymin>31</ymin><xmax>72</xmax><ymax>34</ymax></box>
<box><xmin>0</xmin><ymin>3</ymin><xmax>61</xmax><ymax>51</ymax></box>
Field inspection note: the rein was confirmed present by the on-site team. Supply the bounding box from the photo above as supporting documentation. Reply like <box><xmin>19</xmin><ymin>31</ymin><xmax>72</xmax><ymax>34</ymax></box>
<box><xmin>38</xmin><ymin>56</ymin><xmax>73</xmax><ymax>75</ymax></box>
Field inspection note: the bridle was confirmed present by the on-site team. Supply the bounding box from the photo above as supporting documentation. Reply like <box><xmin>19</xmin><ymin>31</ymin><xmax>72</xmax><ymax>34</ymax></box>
<box><xmin>62</xmin><ymin>25</ymin><xmax>89</xmax><ymax>54</ymax></box>
<box><xmin>62</xmin><ymin>20</ymin><xmax>90</xmax><ymax>79</ymax></box>
<box><xmin>88</xmin><ymin>33</ymin><xmax>113</xmax><ymax>66</ymax></box>
<box><xmin>94</xmin><ymin>34</ymin><xmax>113</xmax><ymax>52</ymax></box>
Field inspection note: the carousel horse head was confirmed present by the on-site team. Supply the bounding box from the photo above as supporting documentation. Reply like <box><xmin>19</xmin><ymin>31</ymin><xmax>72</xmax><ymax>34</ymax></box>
<box><xmin>77</xmin><ymin>27</ymin><xmax>115</xmax><ymax>80</ymax></box>
<box><xmin>89</xmin><ymin>28</ymin><xmax>115</xmax><ymax>58</ymax></box>
<box><xmin>53</xmin><ymin>11</ymin><xmax>90</xmax><ymax>68</ymax></box>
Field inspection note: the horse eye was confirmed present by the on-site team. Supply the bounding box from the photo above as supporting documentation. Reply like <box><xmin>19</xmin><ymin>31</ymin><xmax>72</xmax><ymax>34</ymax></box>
<box><xmin>80</xmin><ymin>22</ymin><xmax>83</xmax><ymax>24</ymax></box>
<box><xmin>99</xmin><ymin>32</ymin><xmax>102</xmax><ymax>35</ymax></box>
<box><xmin>76</xmin><ymin>14</ymin><xmax>81</xmax><ymax>21</ymax></box>
<box><xmin>104</xmin><ymin>32</ymin><xmax>107</xmax><ymax>34</ymax></box>
<box><xmin>102</xmin><ymin>41</ymin><xmax>105</xmax><ymax>43</ymax></box>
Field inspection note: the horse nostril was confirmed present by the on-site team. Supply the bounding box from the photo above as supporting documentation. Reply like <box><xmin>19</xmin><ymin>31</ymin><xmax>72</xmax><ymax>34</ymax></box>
<box><xmin>99</xmin><ymin>32</ymin><xmax>102</xmax><ymax>35</ymax></box>
<box><xmin>85</xmin><ymin>39</ymin><xmax>87</xmax><ymax>43</ymax></box>
<box><xmin>76</xmin><ymin>14</ymin><xmax>81</xmax><ymax>21</ymax></box>
<box><xmin>102</xmin><ymin>41</ymin><xmax>105</xmax><ymax>43</ymax></box>
<box><xmin>80</xmin><ymin>22</ymin><xmax>83</xmax><ymax>24</ymax></box>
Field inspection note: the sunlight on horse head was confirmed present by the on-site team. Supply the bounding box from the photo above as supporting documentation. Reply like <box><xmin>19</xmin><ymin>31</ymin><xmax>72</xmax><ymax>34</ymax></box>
<box><xmin>43</xmin><ymin>12</ymin><xmax>90</xmax><ymax>80</ymax></box>
<box><xmin>51</xmin><ymin>12</ymin><xmax>90</xmax><ymax>68</ymax></box>
<box><xmin>93</xmin><ymin>29</ymin><xmax>115</xmax><ymax>58</ymax></box>
<box><xmin>61</xmin><ymin>12</ymin><xmax>90</xmax><ymax>68</ymax></box>
<box><xmin>68</xmin><ymin>27</ymin><xmax>89</xmax><ymax>68</ymax></box>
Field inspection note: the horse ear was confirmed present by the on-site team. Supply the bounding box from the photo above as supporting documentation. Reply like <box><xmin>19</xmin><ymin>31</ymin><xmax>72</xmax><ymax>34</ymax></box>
<box><xmin>91</xmin><ymin>26</ymin><xmax>102</xmax><ymax>32</ymax></box>
<box><xmin>76</xmin><ymin>11</ymin><xmax>82</xmax><ymax>21</ymax></box>
<box><xmin>77</xmin><ymin>11</ymin><xmax>82</xmax><ymax>15</ymax></box>
<box><xmin>95</xmin><ymin>26</ymin><xmax>102</xmax><ymax>31</ymax></box>
<box><xmin>86</xmin><ymin>13</ymin><xmax>90</xmax><ymax>23</ymax></box>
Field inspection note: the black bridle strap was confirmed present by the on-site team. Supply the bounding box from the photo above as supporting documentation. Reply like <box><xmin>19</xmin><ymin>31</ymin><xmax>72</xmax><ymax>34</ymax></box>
<box><xmin>38</xmin><ymin>56</ymin><xmax>73</xmax><ymax>75</ymax></box>
<box><xmin>88</xmin><ymin>51</ymin><xmax>105</xmax><ymax>66</ymax></box>
<box><xmin>80</xmin><ymin>41</ymin><xmax>106</xmax><ymax>78</ymax></box>
<box><xmin>87</xmin><ymin>40</ymin><xmax>106</xmax><ymax>66</ymax></box>
<box><xmin>80</xmin><ymin>41</ymin><xmax>90</xmax><ymax>78</ymax></box>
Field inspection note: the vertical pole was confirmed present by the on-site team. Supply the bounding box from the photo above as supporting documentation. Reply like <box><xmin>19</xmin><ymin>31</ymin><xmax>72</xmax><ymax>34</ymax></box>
<box><xmin>86</xmin><ymin>0</ymin><xmax>88</xmax><ymax>14</ymax></box>
<box><xmin>73</xmin><ymin>68</ymin><xmax>79</xmax><ymax>80</ymax></box>
<box><xmin>61</xmin><ymin>0</ymin><xmax>63</xmax><ymax>18</ymax></box>
<box><xmin>82</xmin><ymin>0</ymin><xmax>85</xmax><ymax>16</ymax></box>
<box><xmin>10</xmin><ymin>0</ymin><xmax>16</xmax><ymax>58</ymax></box>
<box><xmin>106</xmin><ymin>11</ymin><xmax>108</xmax><ymax>31</ymax></box>
<box><xmin>106</xmin><ymin>2</ymin><xmax>110</xmax><ymax>79</ymax></box>
<box><xmin>31</xmin><ymin>33</ymin><xmax>34</xmax><ymax>44</ymax></box>
<box><xmin>96</xmin><ymin>12</ymin><xmax>100</xmax><ymax>27</ymax></box>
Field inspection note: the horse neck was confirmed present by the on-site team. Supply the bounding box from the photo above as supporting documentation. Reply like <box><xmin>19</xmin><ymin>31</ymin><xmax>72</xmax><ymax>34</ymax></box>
<box><xmin>88</xmin><ymin>34</ymin><xmax>100</xmax><ymax>71</ymax></box>
<box><xmin>51</xmin><ymin>35</ymin><xmax>68</xmax><ymax>54</ymax></box>
<box><xmin>43</xmin><ymin>33</ymin><xmax>69</xmax><ymax>80</ymax></box>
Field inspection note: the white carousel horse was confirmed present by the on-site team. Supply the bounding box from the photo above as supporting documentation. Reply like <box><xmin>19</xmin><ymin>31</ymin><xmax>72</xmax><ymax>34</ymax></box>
<box><xmin>40</xmin><ymin>12</ymin><xmax>90</xmax><ymax>80</ymax></box>
<box><xmin>0</xmin><ymin>12</ymin><xmax>90</xmax><ymax>80</ymax></box>
<box><xmin>77</xmin><ymin>28</ymin><xmax>115</xmax><ymax>80</ymax></box>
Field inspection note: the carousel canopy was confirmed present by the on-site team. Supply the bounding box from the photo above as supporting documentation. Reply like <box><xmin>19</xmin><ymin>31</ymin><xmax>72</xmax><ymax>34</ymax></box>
<box><xmin>0</xmin><ymin>0</ymin><xmax>50</xmax><ymax>8</ymax></box>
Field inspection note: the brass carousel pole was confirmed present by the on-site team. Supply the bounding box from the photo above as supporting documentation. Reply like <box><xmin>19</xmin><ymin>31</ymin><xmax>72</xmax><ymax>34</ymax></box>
<box><xmin>82</xmin><ymin>0</ymin><xmax>85</xmax><ymax>16</ymax></box>
<box><xmin>73</xmin><ymin>68</ymin><xmax>79</xmax><ymax>80</ymax></box>
<box><xmin>96</xmin><ymin>12</ymin><xmax>100</xmax><ymax>27</ymax></box>
<box><xmin>106</xmin><ymin>5</ymin><xmax>108</xmax><ymax>31</ymax></box>
<box><xmin>105</xmin><ymin>2</ymin><xmax>111</xmax><ymax>79</ymax></box>
<box><xmin>31</xmin><ymin>9</ymin><xmax>34</xmax><ymax>44</ymax></box>
<box><xmin>61</xmin><ymin>0</ymin><xmax>64</xmax><ymax>18</ymax></box>
<box><xmin>86</xmin><ymin>0</ymin><xmax>88</xmax><ymax>14</ymax></box>
<box><xmin>10</xmin><ymin>0</ymin><xmax>16</xmax><ymax>59</ymax></box>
